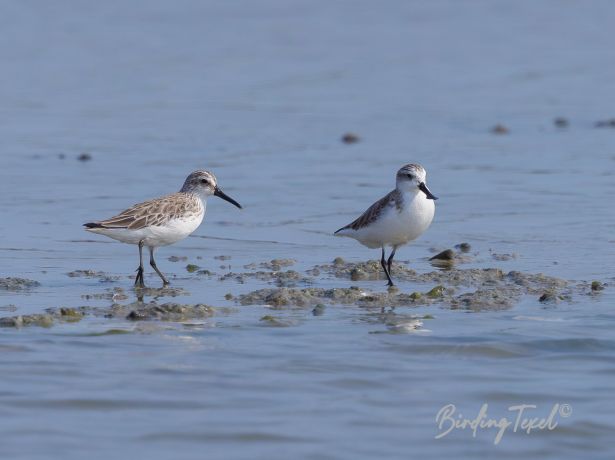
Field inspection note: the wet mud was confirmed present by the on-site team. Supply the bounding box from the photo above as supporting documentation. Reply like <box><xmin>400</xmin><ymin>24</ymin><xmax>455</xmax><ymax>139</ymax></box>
<box><xmin>1</xmin><ymin>256</ymin><xmax>608</xmax><ymax>327</ymax></box>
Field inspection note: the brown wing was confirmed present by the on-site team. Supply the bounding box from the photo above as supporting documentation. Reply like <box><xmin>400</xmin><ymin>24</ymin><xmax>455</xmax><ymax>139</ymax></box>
<box><xmin>335</xmin><ymin>190</ymin><xmax>399</xmax><ymax>233</ymax></box>
<box><xmin>88</xmin><ymin>193</ymin><xmax>201</xmax><ymax>230</ymax></box>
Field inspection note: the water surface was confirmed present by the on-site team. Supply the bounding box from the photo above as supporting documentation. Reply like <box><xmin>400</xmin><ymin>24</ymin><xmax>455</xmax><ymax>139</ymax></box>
<box><xmin>1</xmin><ymin>1</ymin><xmax>614</xmax><ymax>459</ymax></box>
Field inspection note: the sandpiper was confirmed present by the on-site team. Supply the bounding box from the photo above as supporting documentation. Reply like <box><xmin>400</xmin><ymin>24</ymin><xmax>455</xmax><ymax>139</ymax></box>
<box><xmin>334</xmin><ymin>164</ymin><xmax>437</xmax><ymax>286</ymax></box>
<box><xmin>84</xmin><ymin>170</ymin><xmax>241</xmax><ymax>287</ymax></box>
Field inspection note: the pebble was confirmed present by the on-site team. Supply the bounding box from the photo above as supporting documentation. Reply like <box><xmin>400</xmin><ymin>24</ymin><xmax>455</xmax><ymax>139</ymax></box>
<box><xmin>491</xmin><ymin>124</ymin><xmax>509</xmax><ymax>134</ymax></box>
<box><xmin>341</xmin><ymin>132</ymin><xmax>360</xmax><ymax>144</ymax></box>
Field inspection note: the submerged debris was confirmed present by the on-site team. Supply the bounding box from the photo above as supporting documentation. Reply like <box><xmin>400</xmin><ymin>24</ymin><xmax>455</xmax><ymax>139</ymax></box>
<box><xmin>259</xmin><ymin>315</ymin><xmax>298</xmax><ymax>327</ymax></box>
<box><xmin>491</xmin><ymin>252</ymin><xmax>518</xmax><ymax>261</ymax></box>
<box><xmin>244</xmin><ymin>259</ymin><xmax>296</xmax><ymax>271</ymax></box>
<box><xmin>67</xmin><ymin>270</ymin><xmax>120</xmax><ymax>282</ymax></box>
<box><xmin>81</xmin><ymin>287</ymin><xmax>128</xmax><ymax>301</ymax></box>
<box><xmin>119</xmin><ymin>302</ymin><xmax>215</xmax><ymax>321</ymax></box>
<box><xmin>220</xmin><ymin>269</ymin><xmax>309</xmax><ymax>287</ymax></box>
<box><xmin>454</xmin><ymin>289</ymin><xmax>518</xmax><ymax>310</ymax></box>
<box><xmin>0</xmin><ymin>314</ymin><xmax>54</xmax><ymax>328</ymax></box>
<box><xmin>0</xmin><ymin>304</ymin><xmax>93</xmax><ymax>328</ymax></box>
<box><xmin>0</xmin><ymin>278</ymin><xmax>40</xmax><ymax>291</ymax></box>
<box><xmin>132</xmin><ymin>286</ymin><xmax>190</xmax><ymax>299</ymax></box>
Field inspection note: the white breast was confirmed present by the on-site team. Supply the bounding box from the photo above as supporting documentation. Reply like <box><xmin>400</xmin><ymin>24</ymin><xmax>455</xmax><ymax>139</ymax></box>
<box><xmin>344</xmin><ymin>192</ymin><xmax>434</xmax><ymax>249</ymax></box>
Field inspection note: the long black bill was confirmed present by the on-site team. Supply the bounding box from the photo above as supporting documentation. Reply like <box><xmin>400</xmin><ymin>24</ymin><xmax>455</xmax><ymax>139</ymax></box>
<box><xmin>418</xmin><ymin>182</ymin><xmax>438</xmax><ymax>200</ymax></box>
<box><xmin>214</xmin><ymin>188</ymin><xmax>242</xmax><ymax>209</ymax></box>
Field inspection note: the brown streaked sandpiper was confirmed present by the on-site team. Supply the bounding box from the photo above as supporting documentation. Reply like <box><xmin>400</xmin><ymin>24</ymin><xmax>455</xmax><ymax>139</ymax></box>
<box><xmin>84</xmin><ymin>170</ymin><xmax>242</xmax><ymax>287</ymax></box>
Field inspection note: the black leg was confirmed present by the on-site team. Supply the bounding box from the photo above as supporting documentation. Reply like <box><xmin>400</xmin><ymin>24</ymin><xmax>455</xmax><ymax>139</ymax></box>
<box><xmin>387</xmin><ymin>247</ymin><xmax>397</xmax><ymax>276</ymax></box>
<box><xmin>149</xmin><ymin>247</ymin><xmax>169</xmax><ymax>285</ymax></box>
<box><xmin>135</xmin><ymin>240</ymin><xmax>145</xmax><ymax>287</ymax></box>
<box><xmin>380</xmin><ymin>247</ymin><xmax>394</xmax><ymax>287</ymax></box>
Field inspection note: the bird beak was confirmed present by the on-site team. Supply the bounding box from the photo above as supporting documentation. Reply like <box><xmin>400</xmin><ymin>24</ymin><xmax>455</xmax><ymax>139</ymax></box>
<box><xmin>214</xmin><ymin>187</ymin><xmax>242</xmax><ymax>209</ymax></box>
<box><xmin>419</xmin><ymin>182</ymin><xmax>438</xmax><ymax>200</ymax></box>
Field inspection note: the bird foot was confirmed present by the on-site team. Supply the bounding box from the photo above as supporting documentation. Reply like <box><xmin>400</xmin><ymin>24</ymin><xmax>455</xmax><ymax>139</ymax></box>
<box><xmin>134</xmin><ymin>267</ymin><xmax>145</xmax><ymax>288</ymax></box>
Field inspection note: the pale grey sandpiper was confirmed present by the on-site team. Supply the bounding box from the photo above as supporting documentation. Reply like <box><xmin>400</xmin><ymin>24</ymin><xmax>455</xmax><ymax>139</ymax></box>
<box><xmin>334</xmin><ymin>164</ymin><xmax>438</xmax><ymax>286</ymax></box>
<box><xmin>84</xmin><ymin>170</ymin><xmax>242</xmax><ymax>287</ymax></box>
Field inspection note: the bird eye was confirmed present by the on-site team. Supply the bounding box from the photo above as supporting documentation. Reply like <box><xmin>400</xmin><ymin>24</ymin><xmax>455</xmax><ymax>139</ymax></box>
<box><xmin>407</xmin><ymin>173</ymin><xmax>414</xmax><ymax>179</ymax></box>
<box><xmin>200</xmin><ymin>179</ymin><xmax>208</xmax><ymax>184</ymax></box>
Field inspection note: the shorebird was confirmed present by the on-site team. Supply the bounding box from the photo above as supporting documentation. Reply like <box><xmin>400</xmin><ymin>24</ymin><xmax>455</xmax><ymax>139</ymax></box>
<box><xmin>84</xmin><ymin>170</ymin><xmax>241</xmax><ymax>287</ymax></box>
<box><xmin>334</xmin><ymin>164</ymin><xmax>437</xmax><ymax>286</ymax></box>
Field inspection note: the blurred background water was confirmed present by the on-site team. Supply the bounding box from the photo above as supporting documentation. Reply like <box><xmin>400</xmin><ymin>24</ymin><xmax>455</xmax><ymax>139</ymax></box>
<box><xmin>1</xmin><ymin>1</ymin><xmax>614</xmax><ymax>458</ymax></box>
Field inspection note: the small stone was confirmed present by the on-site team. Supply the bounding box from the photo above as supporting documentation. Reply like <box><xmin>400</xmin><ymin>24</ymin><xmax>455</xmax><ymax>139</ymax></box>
<box><xmin>126</xmin><ymin>311</ymin><xmax>147</xmax><ymax>320</ymax></box>
<box><xmin>409</xmin><ymin>292</ymin><xmax>422</xmax><ymax>301</ymax></box>
<box><xmin>0</xmin><ymin>316</ymin><xmax>23</xmax><ymax>327</ymax></box>
<box><xmin>554</xmin><ymin>117</ymin><xmax>569</xmax><ymax>128</ymax></box>
<box><xmin>429</xmin><ymin>249</ymin><xmax>455</xmax><ymax>261</ymax></box>
<box><xmin>312</xmin><ymin>304</ymin><xmax>325</xmax><ymax>316</ymax></box>
<box><xmin>341</xmin><ymin>132</ymin><xmax>360</xmax><ymax>144</ymax></box>
<box><xmin>539</xmin><ymin>291</ymin><xmax>558</xmax><ymax>303</ymax></box>
<box><xmin>350</xmin><ymin>268</ymin><xmax>367</xmax><ymax>281</ymax></box>
<box><xmin>595</xmin><ymin>119</ymin><xmax>615</xmax><ymax>128</ymax></box>
<box><xmin>224</xmin><ymin>293</ymin><xmax>234</xmax><ymax>300</ymax></box>
<box><xmin>333</xmin><ymin>257</ymin><xmax>345</xmax><ymax>266</ymax></box>
<box><xmin>77</xmin><ymin>152</ymin><xmax>92</xmax><ymax>161</ymax></box>
<box><xmin>591</xmin><ymin>281</ymin><xmax>604</xmax><ymax>291</ymax></box>
<box><xmin>60</xmin><ymin>307</ymin><xmax>82</xmax><ymax>318</ymax></box>
<box><xmin>168</xmin><ymin>255</ymin><xmax>188</xmax><ymax>262</ymax></box>
<box><xmin>456</xmin><ymin>242</ymin><xmax>471</xmax><ymax>253</ymax></box>
<box><xmin>265</xmin><ymin>290</ymin><xmax>291</xmax><ymax>307</ymax></box>
<box><xmin>185</xmin><ymin>264</ymin><xmax>199</xmax><ymax>273</ymax></box>
<box><xmin>22</xmin><ymin>314</ymin><xmax>54</xmax><ymax>328</ymax></box>
<box><xmin>491</xmin><ymin>124</ymin><xmax>509</xmax><ymax>134</ymax></box>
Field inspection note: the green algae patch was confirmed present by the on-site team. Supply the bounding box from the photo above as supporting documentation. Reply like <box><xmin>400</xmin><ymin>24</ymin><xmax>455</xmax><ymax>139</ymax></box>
<box><xmin>426</xmin><ymin>285</ymin><xmax>445</xmax><ymax>298</ymax></box>
<box><xmin>259</xmin><ymin>315</ymin><xmax>297</xmax><ymax>327</ymax></box>
<box><xmin>591</xmin><ymin>281</ymin><xmax>604</xmax><ymax>292</ymax></box>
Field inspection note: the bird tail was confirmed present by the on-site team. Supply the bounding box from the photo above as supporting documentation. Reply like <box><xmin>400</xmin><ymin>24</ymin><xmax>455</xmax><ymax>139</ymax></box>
<box><xmin>83</xmin><ymin>222</ymin><xmax>105</xmax><ymax>229</ymax></box>
<box><xmin>334</xmin><ymin>226</ymin><xmax>353</xmax><ymax>237</ymax></box>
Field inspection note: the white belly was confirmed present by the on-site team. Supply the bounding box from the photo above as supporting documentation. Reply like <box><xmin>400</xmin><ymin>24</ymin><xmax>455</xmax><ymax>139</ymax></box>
<box><xmin>88</xmin><ymin>213</ymin><xmax>204</xmax><ymax>247</ymax></box>
<box><xmin>342</xmin><ymin>193</ymin><xmax>435</xmax><ymax>249</ymax></box>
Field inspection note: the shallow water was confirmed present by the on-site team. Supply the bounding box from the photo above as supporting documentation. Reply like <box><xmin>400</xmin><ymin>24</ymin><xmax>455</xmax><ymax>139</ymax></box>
<box><xmin>1</xmin><ymin>1</ymin><xmax>615</xmax><ymax>458</ymax></box>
